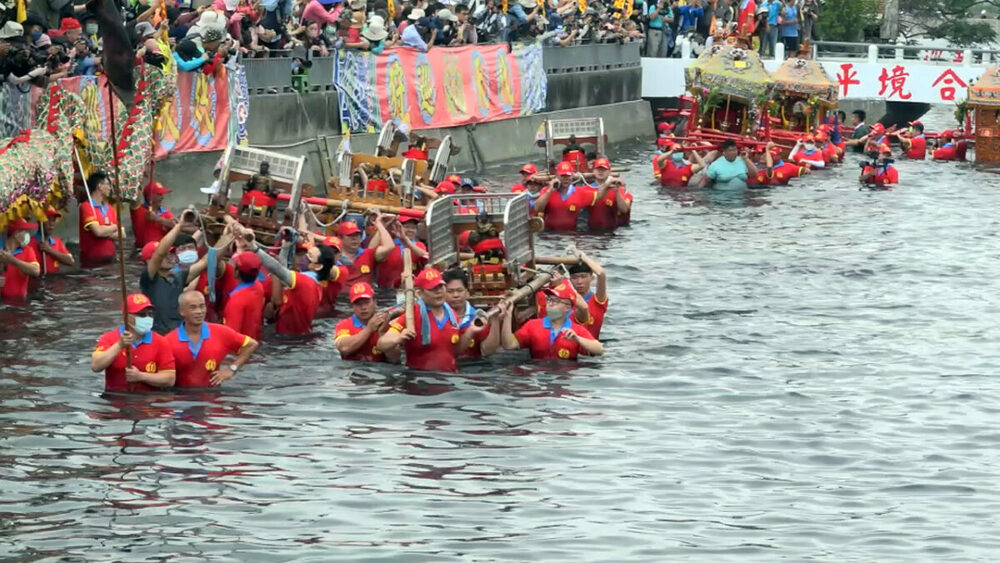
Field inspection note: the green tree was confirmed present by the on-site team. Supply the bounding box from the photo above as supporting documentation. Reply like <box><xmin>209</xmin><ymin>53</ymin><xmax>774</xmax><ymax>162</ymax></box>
<box><xmin>898</xmin><ymin>0</ymin><xmax>997</xmax><ymax>45</ymax></box>
<box><xmin>817</xmin><ymin>0</ymin><xmax>880</xmax><ymax>41</ymax></box>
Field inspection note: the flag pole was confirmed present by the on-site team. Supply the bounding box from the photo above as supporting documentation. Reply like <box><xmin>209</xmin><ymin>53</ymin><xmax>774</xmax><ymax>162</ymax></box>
<box><xmin>107</xmin><ymin>80</ymin><xmax>132</xmax><ymax>368</ymax></box>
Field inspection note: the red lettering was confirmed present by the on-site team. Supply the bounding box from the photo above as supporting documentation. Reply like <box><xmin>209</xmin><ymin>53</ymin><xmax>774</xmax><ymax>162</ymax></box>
<box><xmin>836</xmin><ymin>63</ymin><xmax>861</xmax><ymax>97</ymax></box>
<box><xmin>877</xmin><ymin>65</ymin><xmax>912</xmax><ymax>100</ymax></box>
<box><xmin>932</xmin><ymin>69</ymin><xmax>968</xmax><ymax>102</ymax></box>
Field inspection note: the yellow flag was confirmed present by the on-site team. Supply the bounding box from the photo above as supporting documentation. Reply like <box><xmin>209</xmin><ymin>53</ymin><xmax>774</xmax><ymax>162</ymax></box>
<box><xmin>536</xmin><ymin>0</ymin><xmax>544</xmax><ymax>10</ymax></box>
<box><xmin>624</xmin><ymin>0</ymin><xmax>633</xmax><ymax>17</ymax></box>
<box><xmin>578</xmin><ymin>0</ymin><xmax>586</xmax><ymax>13</ymax></box>
<box><xmin>16</xmin><ymin>0</ymin><xmax>26</xmax><ymax>22</ymax></box>
<box><xmin>388</xmin><ymin>0</ymin><xmax>396</xmax><ymax>19</ymax></box>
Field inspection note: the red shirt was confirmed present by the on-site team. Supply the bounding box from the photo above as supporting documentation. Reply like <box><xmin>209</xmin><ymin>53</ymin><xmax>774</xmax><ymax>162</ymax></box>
<box><xmin>195</xmin><ymin>263</ymin><xmax>239</xmax><ymax>322</ymax></box>
<box><xmin>390</xmin><ymin>304</ymin><xmax>460</xmax><ymax>372</ymax></box>
<box><xmin>131</xmin><ymin>205</ymin><xmax>175</xmax><ymax>247</ymax></box>
<box><xmin>737</xmin><ymin>0</ymin><xmax>756</xmax><ymax>34</ymax></box>
<box><xmin>761</xmin><ymin>161</ymin><xmax>805</xmax><ymax>185</ymax></box>
<box><xmin>402</xmin><ymin>147</ymin><xmax>428</xmax><ymax>160</ymax></box>
<box><xmin>241</xmin><ymin>190</ymin><xmax>276</xmax><ymax>212</ymax></box>
<box><xmin>376</xmin><ymin>241</ymin><xmax>427</xmax><ymax>289</ymax></box>
<box><xmin>334</xmin><ymin>314</ymin><xmax>387</xmax><ymax>362</ymax></box>
<box><xmin>79</xmin><ymin>201</ymin><xmax>118</xmax><ymax>265</ymax></box>
<box><xmin>906</xmin><ymin>135</ymin><xmax>926</xmax><ymax>159</ymax></box>
<box><xmin>223</xmin><ymin>280</ymin><xmax>265</xmax><ymax>341</ymax></box>
<box><xmin>933</xmin><ymin>143</ymin><xmax>958</xmax><ymax>161</ymax></box>
<box><xmin>862</xmin><ymin>165</ymin><xmax>899</xmax><ymax>186</ymax></box>
<box><xmin>658</xmin><ymin>159</ymin><xmax>695</xmax><ymax>187</ymax></box>
<box><xmin>93</xmin><ymin>328</ymin><xmax>175</xmax><ymax>393</ymax></box>
<box><xmin>580</xmin><ymin>291</ymin><xmax>609</xmax><ymax>339</ymax></box>
<box><xmin>276</xmin><ymin>271</ymin><xmax>323</xmax><ymax>335</ymax></box>
<box><xmin>338</xmin><ymin>247</ymin><xmax>378</xmax><ymax>290</ymax></box>
<box><xmin>587</xmin><ymin>186</ymin><xmax>621</xmax><ymax>231</ymax></box>
<box><xmin>618</xmin><ymin>192</ymin><xmax>633</xmax><ymax>226</ymax></box>
<box><xmin>319</xmin><ymin>265</ymin><xmax>350</xmax><ymax>314</ymax></box>
<box><xmin>541</xmin><ymin>185</ymin><xmax>594</xmax><ymax>231</ymax></box>
<box><xmin>821</xmin><ymin>143</ymin><xmax>838</xmax><ymax>163</ymax></box>
<box><xmin>368</xmin><ymin>178</ymin><xmax>388</xmax><ymax>193</ymax></box>
<box><xmin>166</xmin><ymin>322</ymin><xmax>250</xmax><ymax>388</ymax></box>
<box><xmin>28</xmin><ymin>235</ymin><xmax>71</xmax><ymax>274</ymax></box>
<box><xmin>511</xmin><ymin>183</ymin><xmax>527</xmax><ymax>193</ymax></box>
<box><xmin>791</xmin><ymin>149</ymin><xmax>826</xmax><ymax>168</ymax></box>
<box><xmin>1</xmin><ymin>245</ymin><xmax>38</xmax><ymax>301</ymax></box>
<box><xmin>562</xmin><ymin>150</ymin><xmax>588</xmax><ymax>171</ymax></box>
<box><xmin>514</xmin><ymin>317</ymin><xmax>595</xmax><ymax>360</ymax></box>
<box><xmin>460</xmin><ymin>322</ymin><xmax>490</xmax><ymax>358</ymax></box>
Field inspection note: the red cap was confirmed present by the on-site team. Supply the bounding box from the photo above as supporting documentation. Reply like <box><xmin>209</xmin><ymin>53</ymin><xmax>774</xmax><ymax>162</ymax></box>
<box><xmin>871</xmin><ymin>123</ymin><xmax>885</xmax><ymax>133</ymax></box>
<box><xmin>322</xmin><ymin>235</ymin><xmax>342</xmax><ymax>250</ymax></box>
<box><xmin>556</xmin><ymin>161</ymin><xmax>574</xmax><ymax>176</ymax></box>
<box><xmin>593</xmin><ymin>157</ymin><xmax>611</xmax><ymax>170</ymax></box>
<box><xmin>60</xmin><ymin>17</ymin><xmax>81</xmax><ymax>30</ymax></box>
<box><xmin>349</xmin><ymin>281</ymin><xmax>375</xmax><ymax>302</ymax></box>
<box><xmin>338</xmin><ymin>221</ymin><xmax>362</xmax><ymax>236</ymax></box>
<box><xmin>803</xmin><ymin>134</ymin><xmax>815</xmax><ymax>142</ymax></box>
<box><xmin>940</xmin><ymin>129</ymin><xmax>954</xmax><ymax>138</ymax></box>
<box><xmin>543</xmin><ymin>281</ymin><xmax>576</xmax><ymax>303</ymax></box>
<box><xmin>656</xmin><ymin>122</ymin><xmax>670</xmax><ymax>133</ymax></box>
<box><xmin>520</xmin><ymin>163</ymin><xmax>538</xmax><ymax>175</ymax></box>
<box><xmin>457</xmin><ymin>230</ymin><xmax>471</xmax><ymax>250</ymax></box>
<box><xmin>7</xmin><ymin>218</ymin><xmax>38</xmax><ymax>232</ymax></box>
<box><xmin>234</xmin><ymin>251</ymin><xmax>262</xmax><ymax>273</ymax></box>
<box><xmin>126</xmin><ymin>293</ymin><xmax>154</xmax><ymax>314</ymax></box>
<box><xmin>399</xmin><ymin>214</ymin><xmax>421</xmax><ymax>223</ymax></box>
<box><xmin>144</xmin><ymin>181</ymin><xmax>171</xmax><ymax>197</ymax></box>
<box><xmin>45</xmin><ymin>206</ymin><xmax>63</xmax><ymax>219</ymax></box>
<box><xmin>140</xmin><ymin>241</ymin><xmax>159</xmax><ymax>262</ymax></box>
<box><xmin>414</xmin><ymin>268</ymin><xmax>445</xmax><ymax>290</ymax></box>
<box><xmin>878</xmin><ymin>143</ymin><xmax>892</xmax><ymax>154</ymax></box>
<box><xmin>908</xmin><ymin>120</ymin><xmax>922</xmax><ymax>126</ymax></box>
<box><xmin>445</xmin><ymin>174</ymin><xmax>462</xmax><ymax>184</ymax></box>
<box><xmin>815</xmin><ymin>130</ymin><xmax>828</xmax><ymax>141</ymax></box>
<box><xmin>435</xmin><ymin>181</ymin><xmax>457</xmax><ymax>195</ymax></box>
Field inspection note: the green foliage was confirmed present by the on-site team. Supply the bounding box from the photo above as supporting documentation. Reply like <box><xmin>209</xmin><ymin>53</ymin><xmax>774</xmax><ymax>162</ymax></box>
<box><xmin>899</xmin><ymin>0</ymin><xmax>998</xmax><ymax>45</ymax></box>
<box><xmin>817</xmin><ymin>0</ymin><xmax>878</xmax><ymax>41</ymax></box>
<box><xmin>925</xmin><ymin>20</ymin><xmax>997</xmax><ymax>46</ymax></box>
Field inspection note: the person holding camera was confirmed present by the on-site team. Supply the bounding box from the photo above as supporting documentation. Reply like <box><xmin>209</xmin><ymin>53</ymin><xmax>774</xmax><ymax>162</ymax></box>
<box><xmin>646</xmin><ymin>0</ymin><xmax>673</xmax><ymax>57</ymax></box>
<box><xmin>140</xmin><ymin>213</ymin><xmax>211</xmax><ymax>334</ymax></box>
<box><xmin>859</xmin><ymin>144</ymin><xmax>899</xmax><ymax>188</ymax></box>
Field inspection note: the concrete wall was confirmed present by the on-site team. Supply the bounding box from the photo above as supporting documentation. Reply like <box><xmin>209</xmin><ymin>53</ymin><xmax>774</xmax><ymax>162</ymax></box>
<box><xmin>155</xmin><ymin>99</ymin><xmax>654</xmax><ymax>207</ymax></box>
<box><xmin>546</xmin><ymin>69</ymin><xmax>643</xmax><ymax>112</ymax></box>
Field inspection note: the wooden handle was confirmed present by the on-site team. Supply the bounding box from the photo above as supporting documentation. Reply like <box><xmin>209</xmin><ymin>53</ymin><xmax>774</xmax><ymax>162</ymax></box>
<box><xmin>403</xmin><ymin>249</ymin><xmax>415</xmax><ymax>332</ymax></box>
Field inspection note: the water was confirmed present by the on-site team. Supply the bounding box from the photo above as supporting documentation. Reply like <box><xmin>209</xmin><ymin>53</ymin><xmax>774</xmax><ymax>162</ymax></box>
<box><xmin>5</xmin><ymin>107</ymin><xmax>1000</xmax><ymax>560</ymax></box>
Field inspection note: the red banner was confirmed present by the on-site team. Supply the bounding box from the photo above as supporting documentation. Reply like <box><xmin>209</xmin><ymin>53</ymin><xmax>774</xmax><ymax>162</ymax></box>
<box><xmin>153</xmin><ymin>70</ymin><xmax>231</xmax><ymax>159</ymax></box>
<box><xmin>376</xmin><ymin>45</ymin><xmax>523</xmax><ymax>129</ymax></box>
<box><xmin>40</xmin><ymin>70</ymin><xmax>230</xmax><ymax>160</ymax></box>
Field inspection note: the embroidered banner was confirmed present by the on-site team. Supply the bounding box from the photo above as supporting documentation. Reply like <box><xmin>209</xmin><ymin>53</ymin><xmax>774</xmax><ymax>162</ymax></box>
<box><xmin>153</xmin><ymin>69</ymin><xmax>231</xmax><ymax>159</ymax></box>
<box><xmin>335</xmin><ymin>44</ymin><xmax>547</xmax><ymax>133</ymax></box>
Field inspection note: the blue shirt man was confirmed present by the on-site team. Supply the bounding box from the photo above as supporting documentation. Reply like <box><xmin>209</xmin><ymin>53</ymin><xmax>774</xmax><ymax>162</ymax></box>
<box><xmin>780</xmin><ymin>2</ymin><xmax>798</xmax><ymax>37</ymax></box>
<box><xmin>767</xmin><ymin>0</ymin><xmax>781</xmax><ymax>26</ymax></box>
<box><xmin>678</xmin><ymin>3</ymin><xmax>704</xmax><ymax>31</ymax></box>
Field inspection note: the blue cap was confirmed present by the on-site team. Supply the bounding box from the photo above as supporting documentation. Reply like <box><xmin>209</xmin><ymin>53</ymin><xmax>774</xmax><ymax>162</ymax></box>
<box><xmin>460</xmin><ymin>177</ymin><xmax>475</xmax><ymax>187</ymax></box>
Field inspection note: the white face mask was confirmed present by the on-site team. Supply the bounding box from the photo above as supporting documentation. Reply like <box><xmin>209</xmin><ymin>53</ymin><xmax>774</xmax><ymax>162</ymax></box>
<box><xmin>133</xmin><ymin>316</ymin><xmax>154</xmax><ymax>335</ymax></box>
<box><xmin>804</xmin><ymin>143</ymin><xmax>816</xmax><ymax>151</ymax></box>
<box><xmin>19</xmin><ymin>232</ymin><xmax>31</xmax><ymax>247</ymax></box>
<box><xmin>177</xmin><ymin>250</ymin><xmax>199</xmax><ymax>266</ymax></box>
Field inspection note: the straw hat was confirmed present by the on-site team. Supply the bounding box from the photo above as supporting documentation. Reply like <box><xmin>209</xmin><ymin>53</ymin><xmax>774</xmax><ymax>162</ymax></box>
<box><xmin>363</xmin><ymin>15</ymin><xmax>388</xmax><ymax>41</ymax></box>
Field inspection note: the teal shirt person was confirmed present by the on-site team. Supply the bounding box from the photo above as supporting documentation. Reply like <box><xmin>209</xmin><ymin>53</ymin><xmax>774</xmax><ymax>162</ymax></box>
<box><xmin>706</xmin><ymin>155</ymin><xmax>750</xmax><ymax>190</ymax></box>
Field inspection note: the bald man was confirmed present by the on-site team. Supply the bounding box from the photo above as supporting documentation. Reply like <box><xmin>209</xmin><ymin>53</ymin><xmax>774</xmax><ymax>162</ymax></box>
<box><xmin>165</xmin><ymin>290</ymin><xmax>259</xmax><ymax>388</ymax></box>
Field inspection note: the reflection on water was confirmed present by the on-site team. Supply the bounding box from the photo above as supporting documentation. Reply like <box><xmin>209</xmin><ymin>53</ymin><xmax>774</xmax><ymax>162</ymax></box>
<box><xmin>4</xmin><ymin>107</ymin><xmax>1000</xmax><ymax>559</ymax></box>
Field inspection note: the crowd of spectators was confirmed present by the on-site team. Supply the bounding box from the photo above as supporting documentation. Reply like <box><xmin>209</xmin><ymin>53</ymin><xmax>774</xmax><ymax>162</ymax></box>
<box><xmin>0</xmin><ymin>0</ymin><xmax>821</xmax><ymax>85</ymax></box>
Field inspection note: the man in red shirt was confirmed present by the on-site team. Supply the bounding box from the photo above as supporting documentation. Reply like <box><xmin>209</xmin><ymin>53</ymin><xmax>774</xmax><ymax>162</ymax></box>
<box><xmin>90</xmin><ymin>293</ymin><xmax>176</xmax><ymax>393</ymax></box>
<box><xmin>588</xmin><ymin>158</ymin><xmax>631</xmax><ymax>231</ymax></box>
<box><xmin>511</xmin><ymin>163</ymin><xmax>538</xmax><ymax>193</ymax></box>
<box><xmin>655</xmin><ymin>142</ymin><xmax>707</xmax><ymax>188</ymax></box>
<box><xmin>500</xmin><ymin>281</ymin><xmax>604</xmax><ymax>360</ymax></box>
<box><xmin>1</xmin><ymin>218</ymin><xmax>41</xmax><ymax>302</ymax></box>
<box><xmin>566</xmin><ymin>255</ymin><xmax>609</xmax><ymax>339</ymax></box>
<box><xmin>336</xmin><ymin>214</ymin><xmax>393</xmax><ymax>290</ymax></box>
<box><xmin>334</xmin><ymin>282</ymin><xmax>389</xmax><ymax>362</ymax></box>
<box><xmin>253</xmin><ymin>233</ymin><xmax>337</xmax><ymax>335</ymax></box>
<box><xmin>815</xmin><ymin>129</ymin><xmax>841</xmax><ymax>164</ymax></box>
<box><xmin>932</xmin><ymin>130</ymin><xmax>961</xmax><ymax>161</ymax></box>
<box><xmin>860</xmin><ymin>144</ymin><xmax>899</xmax><ymax>187</ymax></box>
<box><xmin>31</xmin><ymin>208</ymin><xmax>75</xmax><ymax>275</ymax></box>
<box><xmin>79</xmin><ymin>171</ymin><xmax>122</xmax><ymax>267</ymax></box>
<box><xmin>790</xmin><ymin>135</ymin><xmax>827</xmax><ymax>169</ymax></box>
<box><xmin>167</xmin><ymin>291</ymin><xmax>258</xmax><ymax>388</ymax></box>
<box><xmin>374</xmin><ymin>215</ymin><xmax>428</xmax><ymax>289</ymax></box>
<box><xmin>897</xmin><ymin>121</ymin><xmax>927</xmax><ymax>159</ymax></box>
<box><xmin>378</xmin><ymin>268</ymin><xmax>483</xmax><ymax>372</ymax></box>
<box><xmin>223</xmin><ymin>250</ymin><xmax>267</xmax><ymax>341</ymax></box>
<box><xmin>442</xmin><ymin>268</ymin><xmax>501</xmax><ymax>359</ymax></box>
<box><xmin>617</xmin><ymin>187</ymin><xmax>634</xmax><ymax>227</ymax></box>
<box><xmin>535</xmin><ymin>161</ymin><xmax>595</xmax><ymax>232</ymax></box>
<box><xmin>130</xmin><ymin>181</ymin><xmax>176</xmax><ymax>248</ymax></box>
<box><xmin>756</xmin><ymin>142</ymin><xmax>810</xmax><ymax>186</ymax></box>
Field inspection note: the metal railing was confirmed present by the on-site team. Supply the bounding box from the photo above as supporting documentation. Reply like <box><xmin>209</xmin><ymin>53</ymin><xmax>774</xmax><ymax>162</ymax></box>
<box><xmin>243</xmin><ymin>43</ymin><xmax>639</xmax><ymax>95</ymax></box>
<box><xmin>811</xmin><ymin>40</ymin><xmax>1000</xmax><ymax>66</ymax></box>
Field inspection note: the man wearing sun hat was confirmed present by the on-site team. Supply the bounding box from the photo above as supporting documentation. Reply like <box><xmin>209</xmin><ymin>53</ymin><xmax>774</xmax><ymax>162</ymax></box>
<box><xmin>534</xmin><ymin>161</ymin><xmax>595</xmax><ymax>232</ymax></box>
<box><xmin>378</xmin><ymin>268</ymin><xmax>485</xmax><ymax>371</ymax></box>
<box><xmin>860</xmin><ymin>143</ymin><xmax>899</xmax><ymax>187</ymax></box>
<box><xmin>334</xmin><ymin>282</ymin><xmax>388</xmax><ymax>362</ymax></box>
<box><xmin>499</xmin><ymin>280</ymin><xmax>604</xmax><ymax>360</ymax></box>
<box><xmin>90</xmin><ymin>293</ymin><xmax>177</xmax><ymax>393</ymax></box>
<box><xmin>362</xmin><ymin>14</ymin><xmax>390</xmax><ymax>53</ymax></box>
<box><xmin>1</xmin><ymin>218</ymin><xmax>42</xmax><ymax>302</ymax></box>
